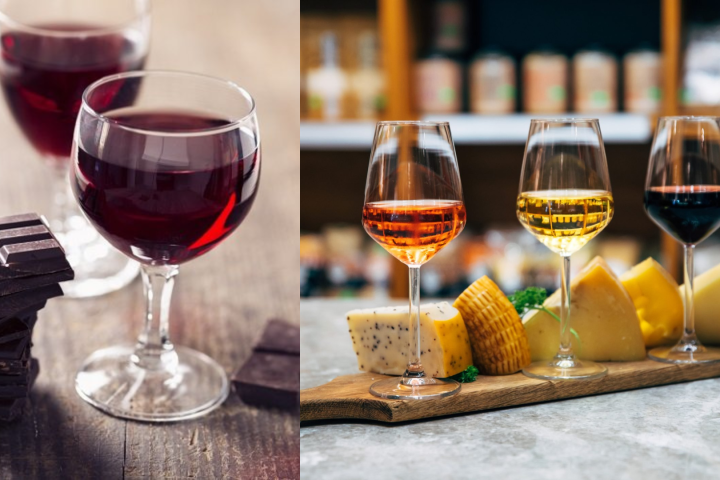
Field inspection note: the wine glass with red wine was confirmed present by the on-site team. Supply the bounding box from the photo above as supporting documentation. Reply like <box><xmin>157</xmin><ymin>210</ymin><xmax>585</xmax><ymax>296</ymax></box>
<box><xmin>72</xmin><ymin>71</ymin><xmax>261</xmax><ymax>421</ymax></box>
<box><xmin>0</xmin><ymin>0</ymin><xmax>150</xmax><ymax>297</ymax></box>
<box><xmin>644</xmin><ymin>116</ymin><xmax>720</xmax><ymax>364</ymax></box>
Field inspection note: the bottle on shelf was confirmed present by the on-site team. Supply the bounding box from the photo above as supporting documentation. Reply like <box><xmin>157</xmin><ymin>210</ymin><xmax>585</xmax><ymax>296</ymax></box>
<box><xmin>469</xmin><ymin>49</ymin><xmax>516</xmax><ymax>115</ymax></box>
<box><xmin>624</xmin><ymin>47</ymin><xmax>662</xmax><ymax>114</ymax></box>
<box><xmin>573</xmin><ymin>47</ymin><xmax>618</xmax><ymax>113</ymax></box>
<box><xmin>306</xmin><ymin>32</ymin><xmax>348</xmax><ymax>121</ymax></box>
<box><xmin>432</xmin><ymin>0</ymin><xmax>466</xmax><ymax>55</ymax></box>
<box><xmin>414</xmin><ymin>52</ymin><xmax>463</xmax><ymax>114</ymax></box>
<box><xmin>522</xmin><ymin>49</ymin><xmax>568</xmax><ymax>114</ymax></box>
<box><xmin>349</xmin><ymin>31</ymin><xmax>386</xmax><ymax>120</ymax></box>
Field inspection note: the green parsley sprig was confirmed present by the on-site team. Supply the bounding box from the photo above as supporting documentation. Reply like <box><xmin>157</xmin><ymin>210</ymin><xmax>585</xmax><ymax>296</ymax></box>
<box><xmin>449</xmin><ymin>365</ymin><xmax>479</xmax><ymax>383</ymax></box>
<box><xmin>508</xmin><ymin>287</ymin><xmax>581</xmax><ymax>344</ymax></box>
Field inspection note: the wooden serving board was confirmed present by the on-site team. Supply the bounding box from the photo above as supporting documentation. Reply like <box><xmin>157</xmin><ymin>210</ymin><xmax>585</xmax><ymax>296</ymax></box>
<box><xmin>301</xmin><ymin>360</ymin><xmax>720</xmax><ymax>423</ymax></box>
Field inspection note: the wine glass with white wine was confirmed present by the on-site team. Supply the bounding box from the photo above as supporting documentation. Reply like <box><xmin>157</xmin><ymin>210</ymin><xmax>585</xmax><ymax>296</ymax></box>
<box><xmin>516</xmin><ymin>118</ymin><xmax>614</xmax><ymax>380</ymax></box>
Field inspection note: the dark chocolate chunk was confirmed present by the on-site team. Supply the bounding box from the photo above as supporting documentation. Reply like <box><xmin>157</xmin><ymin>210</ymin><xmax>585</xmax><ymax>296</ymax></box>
<box><xmin>0</xmin><ymin>257</ymin><xmax>71</xmax><ymax>281</ymax></box>
<box><xmin>233</xmin><ymin>352</ymin><xmax>299</xmax><ymax>411</ymax></box>
<box><xmin>0</xmin><ymin>397</ymin><xmax>26</xmax><ymax>421</ymax></box>
<box><xmin>0</xmin><ymin>213</ymin><xmax>70</xmax><ymax>280</ymax></box>
<box><xmin>0</xmin><ymin>358</ymin><xmax>38</xmax><ymax>385</ymax></box>
<box><xmin>0</xmin><ymin>358</ymin><xmax>38</xmax><ymax>395</ymax></box>
<box><xmin>0</xmin><ymin>303</ymin><xmax>45</xmax><ymax>327</ymax></box>
<box><xmin>0</xmin><ymin>345</ymin><xmax>31</xmax><ymax>374</ymax></box>
<box><xmin>0</xmin><ymin>314</ymin><xmax>36</xmax><ymax>345</ymax></box>
<box><xmin>0</xmin><ymin>284</ymin><xmax>62</xmax><ymax>318</ymax></box>
<box><xmin>0</xmin><ymin>336</ymin><xmax>30</xmax><ymax>360</ymax></box>
<box><xmin>255</xmin><ymin>319</ymin><xmax>300</xmax><ymax>356</ymax></box>
<box><xmin>0</xmin><ymin>358</ymin><xmax>39</xmax><ymax>421</ymax></box>
<box><xmin>0</xmin><ymin>225</ymin><xmax>53</xmax><ymax>248</ymax></box>
<box><xmin>0</xmin><ymin>238</ymin><xmax>65</xmax><ymax>264</ymax></box>
<box><xmin>0</xmin><ymin>268</ymin><xmax>74</xmax><ymax>297</ymax></box>
<box><xmin>0</xmin><ymin>213</ymin><xmax>43</xmax><ymax>231</ymax></box>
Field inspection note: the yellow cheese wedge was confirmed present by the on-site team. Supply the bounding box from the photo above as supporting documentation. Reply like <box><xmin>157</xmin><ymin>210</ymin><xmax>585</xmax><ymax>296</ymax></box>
<box><xmin>523</xmin><ymin>257</ymin><xmax>646</xmax><ymax>362</ymax></box>
<box><xmin>685</xmin><ymin>263</ymin><xmax>720</xmax><ymax>345</ymax></box>
<box><xmin>619</xmin><ymin>257</ymin><xmax>683</xmax><ymax>347</ymax></box>
<box><xmin>346</xmin><ymin>302</ymin><xmax>473</xmax><ymax>377</ymax></box>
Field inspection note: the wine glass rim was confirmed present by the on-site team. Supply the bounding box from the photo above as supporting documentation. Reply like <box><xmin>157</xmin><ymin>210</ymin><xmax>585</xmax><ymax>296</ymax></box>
<box><xmin>659</xmin><ymin>115</ymin><xmax>720</xmax><ymax>121</ymax></box>
<box><xmin>530</xmin><ymin>118</ymin><xmax>599</xmax><ymax>124</ymax></box>
<box><xmin>376</xmin><ymin>120</ymin><xmax>450</xmax><ymax>126</ymax></box>
<box><xmin>81</xmin><ymin>70</ymin><xmax>257</xmax><ymax>138</ymax></box>
<box><xmin>0</xmin><ymin>0</ymin><xmax>150</xmax><ymax>37</ymax></box>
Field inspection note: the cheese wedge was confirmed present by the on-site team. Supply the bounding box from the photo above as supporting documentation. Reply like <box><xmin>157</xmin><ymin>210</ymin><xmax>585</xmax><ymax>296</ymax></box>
<box><xmin>685</xmin><ymin>263</ymin><xmax>720</xmax><ymax>345</ymax></box>
<box><xmin>620</xmin><ymin>258</ymin><xmax>683</xmax><ymax>347</ymax></box>
<box><xmin>346</xmin><ymin>302</ymin><xmax>473</xmax><ymax>377</ymax></box>
<box><xmin>523</xmin><ymin>257</ymin><xmax>646</xmax><ymax>362</ymax></box>
<box><xmin>453</xmin><ymin>276</ymin><xmax>531</xmax><ymax>375</ymax></box>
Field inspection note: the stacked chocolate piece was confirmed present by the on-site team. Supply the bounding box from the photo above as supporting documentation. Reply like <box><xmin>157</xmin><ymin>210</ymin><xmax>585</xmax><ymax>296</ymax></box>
<box><xmin>0</xmin><ymin>213</ymin><xmax>73</xmax><ymax>421</ymax></box>
<box><xmin>233</xmin><ymin>319</ymin><xmax>300</xmax><ymax>411</ymax></box>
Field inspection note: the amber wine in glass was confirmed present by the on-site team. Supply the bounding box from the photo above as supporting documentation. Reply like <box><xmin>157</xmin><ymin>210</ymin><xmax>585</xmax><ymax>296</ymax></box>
<box><xmin>517</xmin><ymin>119</ymin><xmax>613</xmax><ymax>380</ymax></box>
<box><xmin>362</xmin><ymin>121</ymin><xmax>465</xmax><ymax>399</ymax></box>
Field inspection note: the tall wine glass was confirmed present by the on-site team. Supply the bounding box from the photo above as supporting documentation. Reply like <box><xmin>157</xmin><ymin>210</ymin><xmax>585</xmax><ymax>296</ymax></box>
<box><xmin>644</xmin><ymin>116</ymin><xmax>720</xmax><ymax>363</ymax></box>
<box><xmin>72</xmin><ymin>71</ymin><xmax>260</xmax><ymax>421</ymax></box>
<box><xmin>517</xmin><ymin>119</ymin><xmax>613</xmax><ymax>380</ymax></box>
<box><xmin>362</xmin><ymin>121</ymin><xmax>466</xmax><ymax>399</ymax></box>
<box><xmin>0</xmin><ymin>0</ymin><xmax>150</xmax><ymax>297</ymax></box>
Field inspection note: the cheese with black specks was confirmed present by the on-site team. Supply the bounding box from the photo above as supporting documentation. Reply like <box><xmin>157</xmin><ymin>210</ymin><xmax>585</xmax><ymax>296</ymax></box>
<box><xmin>346</xmin><ymin>302</ymin><xmax>473</xmax><ymax>377</ymax></box>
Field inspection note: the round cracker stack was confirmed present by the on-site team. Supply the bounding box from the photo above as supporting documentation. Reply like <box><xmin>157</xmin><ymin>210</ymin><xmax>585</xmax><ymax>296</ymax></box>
<box><xmin>453</xmin><ymin>276</ymin><xmax>531</xmax><ymax>375</ymax></box>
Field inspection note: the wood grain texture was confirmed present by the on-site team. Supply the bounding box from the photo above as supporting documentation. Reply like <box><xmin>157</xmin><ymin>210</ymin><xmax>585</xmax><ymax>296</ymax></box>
<box><xmin>0</xmin><ymin>1</ymin><xmax>299</xmax><ymax>478</ymax></box>
<box><xmin>301</xmin><ymin>360</ymin><xmax>720</xmax><ymax>423</ymax></box>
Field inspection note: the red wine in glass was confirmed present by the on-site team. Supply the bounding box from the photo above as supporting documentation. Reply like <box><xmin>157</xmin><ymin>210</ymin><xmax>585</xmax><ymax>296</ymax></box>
<box><xmin>0</xmin><ymin>24</ymin><xmax>146</xmax><ymax>162</ymax></box>
<box><xmin>73</xmin><ymin>111</ymin><xmax>261</xmax><ymax>265</ymax></box>
<box><xmin>644</xmin><ymin>185</ymin><xmax>720</xmax><ymax>245</ymax></box>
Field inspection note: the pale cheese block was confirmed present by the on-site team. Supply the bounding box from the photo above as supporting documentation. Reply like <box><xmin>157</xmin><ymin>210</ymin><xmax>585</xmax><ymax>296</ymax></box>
<box><xmin>684</xmin><ymin>263</ymin><xmax>720</xmax><ymax>345</ymax></box>
<box><xmin>523</xmin><ymin>257</ymin><xmax>646</xmax><ymax>362</ymax></box>
<box><xmin>346</xmin><ymin>302</ymin><xmax>473</xmax><ymax>377</ymax></box>
<box><xmin>619</xmin><ymin>257</ymin><xmax>683</xmax><ymax>347</ymax></box>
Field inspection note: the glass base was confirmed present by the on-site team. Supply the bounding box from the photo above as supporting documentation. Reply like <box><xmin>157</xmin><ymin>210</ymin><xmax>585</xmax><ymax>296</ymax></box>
<box><xmin>75</xmin><ymin>345</ymin><xmax>229</xmax><ymax>422</ymax></box>
<box><xmin>523</xmin><ymin>355</ymin><xmax>608</xmax><ymax>381</ymax></box>
<box><xmin>54</xmin><ymin>218</ymin><xmax>140</xmax><ymax>298</ymax></box>
<box><xmin>648</xmin><ymin>344</ymin><xmax>720</xmax><ymax>364</ymax></box>
<box><xmin>369</xmin><ymin>376</ymin><xmax>461</xmax><ymax>400</ymax></box>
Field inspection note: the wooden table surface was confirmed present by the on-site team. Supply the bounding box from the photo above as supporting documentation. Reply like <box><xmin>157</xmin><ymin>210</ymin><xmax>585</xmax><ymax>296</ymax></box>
<box><xmin>0</xmin><ymin>1</ymin><xmax>300</xmax><ymax>478</ymax></box>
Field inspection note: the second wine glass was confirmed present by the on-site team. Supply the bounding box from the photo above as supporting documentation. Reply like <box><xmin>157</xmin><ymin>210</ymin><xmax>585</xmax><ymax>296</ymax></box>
<box><xmin>362</xmin><ymin>121</ymin><xmax>465</xmax><ymax>400</ymax></box>
<box><xmin>517</xmin><ymin>119</ymin><xmax>613</xmax><ymax>380</ymax></box>
<box><xmin>644</xmin><ymin>116</ymin><xmax>720</xmax><ymax>363</ymax></box>
<box><xmin>0</xmin><ymin>0</ymin><xmax>150</xmax><ymax>297</ymax></box>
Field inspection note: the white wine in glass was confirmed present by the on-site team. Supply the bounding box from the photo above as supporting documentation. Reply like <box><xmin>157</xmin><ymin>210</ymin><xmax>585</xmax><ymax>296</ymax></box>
<box><xmin>517</xmin><ymin>119</ymin><xmax>613</xmax><ymax>380</ymax></box>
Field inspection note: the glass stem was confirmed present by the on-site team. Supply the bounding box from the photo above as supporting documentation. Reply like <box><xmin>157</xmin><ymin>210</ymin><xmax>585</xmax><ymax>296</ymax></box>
<box><xmin>49</xmin><ymin>161</ymin><xmax>74</xmax><ymax>236</ymax></box>
<box><xmin>558</xmin><ymin>255</ymin><xmax>573</xmax><ymax>357</ymax></box>
<box><xmin>404</xmin><ymin>265</ymin><xmax>424</xmax><ymax>380</ymax></box>
<box><xmin>680</xmin><ymin>244</ymin><xmax>699</xmax><ymax>348</ymax></box>
<box><xmin>132</xmin><ymin>265</ymin><xmax>180</xmax><ymax>371</ymax></box>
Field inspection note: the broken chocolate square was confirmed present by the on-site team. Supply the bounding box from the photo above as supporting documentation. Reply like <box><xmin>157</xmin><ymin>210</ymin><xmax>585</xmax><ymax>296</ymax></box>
<box><xmin>233</xmin><ymin>352</ymin><xmax>299</xmax><ymax>411</ymax></box>
<box><xmin>255</xmin><ymin>319</ymin><xmax>300</xmax><ymax>356</ymax></box>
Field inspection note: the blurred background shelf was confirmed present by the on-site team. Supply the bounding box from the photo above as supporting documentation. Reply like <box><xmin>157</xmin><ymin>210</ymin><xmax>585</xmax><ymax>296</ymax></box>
<box><xmin>301</xmin><ymin>114</ymin><xmax>653</xmax><ymax>149</ymax></box>
<box><xmin>423</xmin><ymin>113</ymin><xmax>653</xmax><ymax>144</ymax></box>
<box><xmin>300</xmin><ymin>121</ymin><xmax>377</xmax><ymax>149</ymax></box>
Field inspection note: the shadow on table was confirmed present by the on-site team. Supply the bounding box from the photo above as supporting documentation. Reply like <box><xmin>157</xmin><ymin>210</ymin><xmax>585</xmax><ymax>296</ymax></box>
<box><xmin>0</xmin><ymin>388</ymin><xmax>124</xmax><ymax>480</ymax></box>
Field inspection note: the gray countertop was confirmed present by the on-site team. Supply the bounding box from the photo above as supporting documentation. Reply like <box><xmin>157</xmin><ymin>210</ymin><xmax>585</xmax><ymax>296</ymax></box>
<box><xmin>300</xmin><ymin>298</ymin><xmax>720</xmax><ymax>480</ymax></box>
